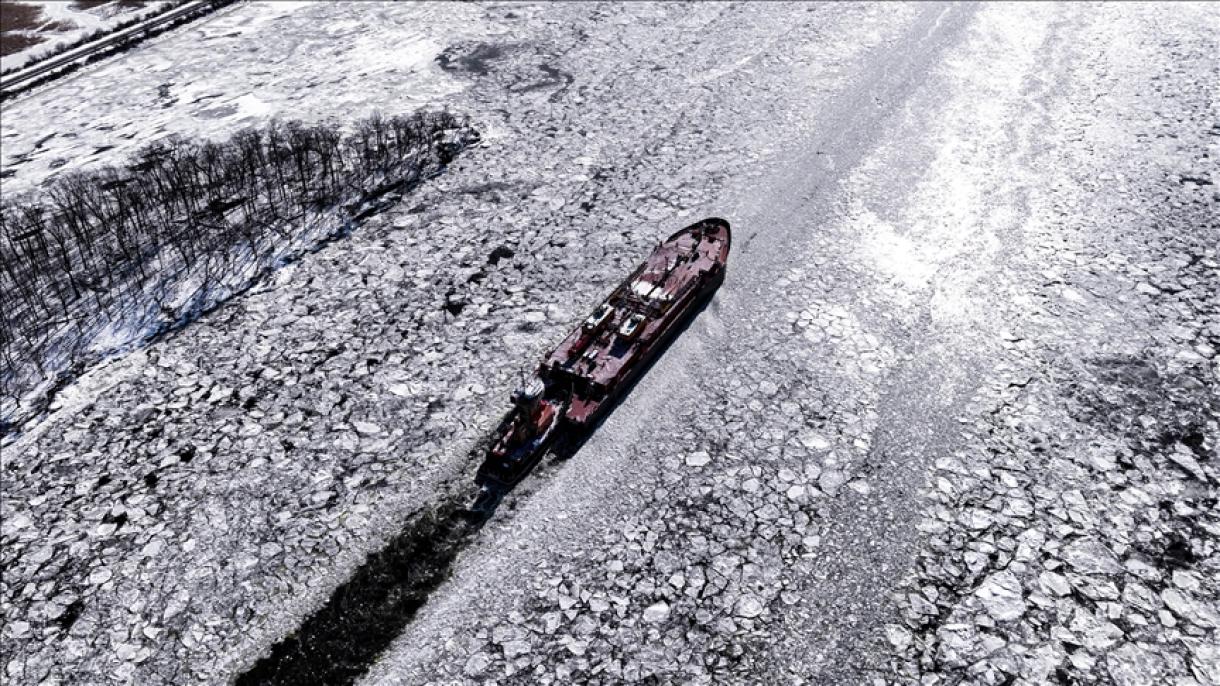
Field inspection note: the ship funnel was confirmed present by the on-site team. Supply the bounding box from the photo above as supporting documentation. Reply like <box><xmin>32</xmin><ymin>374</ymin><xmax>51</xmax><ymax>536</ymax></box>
<box><xmin>510</xmin><ymin>377</ymin><xmax>546</xmax><ymax>405</ymax></box>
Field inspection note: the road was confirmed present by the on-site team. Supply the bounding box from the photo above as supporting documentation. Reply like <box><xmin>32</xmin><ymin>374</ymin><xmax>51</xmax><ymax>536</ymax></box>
<box><xmin>2</xmin><ymin>3</ymin><xmax>1216</xmax><ymax>685</ymax></box>
<box><xmin>0</xmin><ymin>1</ymin><xmax>225</xmax><ymax>99</ymax></box>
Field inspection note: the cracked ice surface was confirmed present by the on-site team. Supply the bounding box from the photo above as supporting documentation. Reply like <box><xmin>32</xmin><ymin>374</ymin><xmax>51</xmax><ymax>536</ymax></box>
<box><xmin>5</xmin><ymin>2</ymin><xmax>915</xmax><ymax>682</ymax></box>
<box><xmin>2</xmin><ymin>2</ymin><xmax>1218</xmax><ymax>685</ymax></box>
<box><xmin>363</xmin><ymin>4</ymin><xmax>1217</xmax><ymax>685</ymax></box>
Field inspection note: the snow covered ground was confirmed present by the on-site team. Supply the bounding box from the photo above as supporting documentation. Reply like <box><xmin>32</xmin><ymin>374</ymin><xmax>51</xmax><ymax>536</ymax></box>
<box><xmin>1</xmin><ymin>1</ymin><xmax>491</xmax><ymax>194</ymax></box>
<box><xmin>1</xmin><ymin>1</ymin><xmax>175</xmax><ymax>72</ymax></box>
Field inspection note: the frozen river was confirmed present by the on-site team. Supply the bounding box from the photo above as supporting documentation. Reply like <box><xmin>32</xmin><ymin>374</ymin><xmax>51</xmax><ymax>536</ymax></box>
<box><xmin>2</xmin><ymin>2</ymin><xmax>1217</xmax><ymax>685</ymax></box>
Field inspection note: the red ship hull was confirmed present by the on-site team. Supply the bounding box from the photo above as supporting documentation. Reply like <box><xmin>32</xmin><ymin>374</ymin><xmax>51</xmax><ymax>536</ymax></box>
<box><xmin>474</xmin><ymin>218</ymin><xmax>730</xmax><ymax>493</ymax></box>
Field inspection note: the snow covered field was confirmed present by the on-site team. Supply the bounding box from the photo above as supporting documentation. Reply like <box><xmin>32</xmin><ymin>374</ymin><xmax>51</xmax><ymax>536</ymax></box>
<box><xmin>2</xmin><ymin>1</ymin><xmax>175</xmax><ymax>72</ymax></box>
<box><xmin>1</xmin><ymin>2</ymin><xmax>491</xmax><ymax>194</ymax></box>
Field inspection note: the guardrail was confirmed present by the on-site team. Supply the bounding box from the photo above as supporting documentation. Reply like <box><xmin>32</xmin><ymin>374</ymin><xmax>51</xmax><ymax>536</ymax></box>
<box><xmin>0</xmin><ymin>0</ymin><xmax>232</xmax><ymax>99</ymax></box>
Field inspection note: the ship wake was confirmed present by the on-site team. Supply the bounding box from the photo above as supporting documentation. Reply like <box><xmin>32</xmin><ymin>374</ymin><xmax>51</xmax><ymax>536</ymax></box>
<box><xmin>235</xmin><ymin>490</ymin><xmax>480</xmax><ymax>686</ymax></box>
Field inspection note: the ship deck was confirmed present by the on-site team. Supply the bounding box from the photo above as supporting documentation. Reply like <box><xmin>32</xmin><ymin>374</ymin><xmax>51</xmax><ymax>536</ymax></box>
<box><xmin>543</xmin><ymin>221</ymin><xmax>729</xmax><ymax>392</ymax></box>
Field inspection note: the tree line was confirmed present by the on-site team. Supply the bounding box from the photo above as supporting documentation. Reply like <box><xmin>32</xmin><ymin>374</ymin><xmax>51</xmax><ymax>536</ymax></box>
<box><xmin>0</xmin><ymin>110</ymin><xmax>474</xmax><ymax>419</ymax></box>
